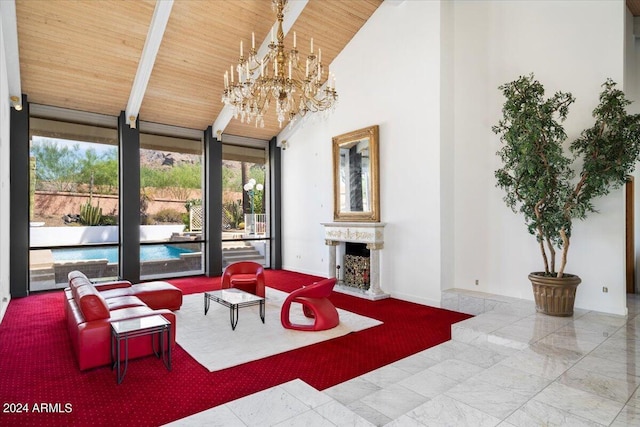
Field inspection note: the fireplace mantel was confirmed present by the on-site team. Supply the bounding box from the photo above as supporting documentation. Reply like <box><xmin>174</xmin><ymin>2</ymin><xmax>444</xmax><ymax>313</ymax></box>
<box><xmin>321</xmin><ymin>222</ymin><xmax>385</xmax><ymax>247</ymax></box>
<box><xmin>321</xmin><ymin>222</ymin><xmax>389</xmax><ymax>300</ymax></box>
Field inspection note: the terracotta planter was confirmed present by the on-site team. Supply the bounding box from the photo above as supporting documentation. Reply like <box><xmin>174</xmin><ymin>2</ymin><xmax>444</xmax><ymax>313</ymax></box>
<box><xmin>528</xmin><ymin>272</ymin><xmax>581</xmax><ymax>317</ymax></box>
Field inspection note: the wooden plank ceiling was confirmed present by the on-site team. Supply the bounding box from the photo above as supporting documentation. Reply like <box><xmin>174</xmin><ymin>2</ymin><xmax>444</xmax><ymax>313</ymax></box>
<box><xmin>16</xmin><ymin>0</ymin><xmax>382</xmax><ymax>141</ymax></box>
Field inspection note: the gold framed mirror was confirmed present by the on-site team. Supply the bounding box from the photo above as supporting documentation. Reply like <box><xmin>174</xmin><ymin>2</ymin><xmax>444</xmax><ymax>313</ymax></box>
<box><xmin>333</xmin><ymin>125</ymin><xmax>379</xmax><ymax>222</ymax></box>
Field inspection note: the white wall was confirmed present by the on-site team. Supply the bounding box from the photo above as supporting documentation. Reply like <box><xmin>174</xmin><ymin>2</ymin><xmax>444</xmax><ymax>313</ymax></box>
<box><xmin>453</xmin><ymin>1</ymin><xmax>628</xmax><ymax>314</ymax></box>
<box><xmin>440</xmin><ymin>0</ymin><xmax>456</xmax><ymax>301</ymax></box>
<box><xmin>281</xmin><ymin>0</ymin><xmax>445</xmax><ymax>305</ymax></box>
<box><xmin>30</xmin><ymin>225</ymin><xmax>185</xmax><ymax>247</ymax></box>
<box><xmin>281</xmin><ymin>0</ymin><xmax>631</xmax><ymax>315</ymax></box>
<box><xmin>0</xmin><ymin>17</ymin><xmax>11</xmax><ymax>321</ymax></box>
<box><xmin>0</xmin><ymin>1</ymin><xmax>629</xmax><ymax>316</ymax></box>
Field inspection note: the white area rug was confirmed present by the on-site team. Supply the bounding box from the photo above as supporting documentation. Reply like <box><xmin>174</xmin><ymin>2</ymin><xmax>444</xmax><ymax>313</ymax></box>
<box><xmin>175</xmin><ymin>288</ymin><xmax>382</xmax><ymax>372</ymax></box>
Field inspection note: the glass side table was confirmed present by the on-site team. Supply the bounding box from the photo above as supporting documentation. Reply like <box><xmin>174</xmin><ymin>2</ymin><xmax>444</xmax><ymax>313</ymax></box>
<box><xmin>204</xmin><ymin>289</ymin><xmax>265</xmax><ymax>330</ymax></box>
<box><xmin>110</xmin><ymin>315</ymin><xmax>171</xmax><ymax>384</ymax></box>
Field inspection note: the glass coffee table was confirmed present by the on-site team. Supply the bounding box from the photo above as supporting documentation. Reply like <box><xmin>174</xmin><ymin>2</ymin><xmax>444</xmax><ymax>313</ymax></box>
<box><xmin>204</xmin><ymin>288</ymin><xmax>265</xmax><ymax>330</ymax></box>
<box><xmin>110</xmin><ymin>315</ymin><xmax>171</xmax><ymax>384</ymax></box>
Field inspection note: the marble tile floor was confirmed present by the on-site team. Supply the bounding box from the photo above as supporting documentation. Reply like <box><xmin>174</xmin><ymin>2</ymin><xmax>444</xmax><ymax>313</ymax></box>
<box><xmin>165</xmin><ymin>293</ymin><xmax>640</xmax><ymax>426</ymax></box>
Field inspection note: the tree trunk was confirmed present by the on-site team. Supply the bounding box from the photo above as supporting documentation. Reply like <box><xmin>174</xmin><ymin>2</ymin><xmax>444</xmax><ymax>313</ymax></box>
<box><xmin>545</xmin><ymin>236</ymin><xmax>556</xmax><ymax>274</ymax></box>
<box><xmin>539</xmin><ymin>237</ymin><xmax>550</xmax><ymax>274</ymax></box>
<box><xmin>241</xmin><ymin>162</ymin><xmax>250</xmax><ymax>214</ymax></box>
<box><xmin>534</xmin><ymin>202</ymin><xmax>550</xmax><ymax>274</ymax></box>
<box><xmin>558</xmin><ymin>228</ymin><xmax>570</xmax><ymax>278</ymax></box>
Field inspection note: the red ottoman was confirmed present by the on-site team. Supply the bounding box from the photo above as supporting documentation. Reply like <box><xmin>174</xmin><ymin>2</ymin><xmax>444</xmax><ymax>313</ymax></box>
<box><xmin>132</xmin><ymin>281</ymin><xmax>183</xmax><ymax>311</ymax></box>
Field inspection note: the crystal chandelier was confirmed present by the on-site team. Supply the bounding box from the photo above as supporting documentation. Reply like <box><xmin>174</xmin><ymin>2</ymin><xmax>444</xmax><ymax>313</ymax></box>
<box><xmin>222</xmin><ymin>0</ymin><xmax>338</xmax><ymax>128</ymax></box>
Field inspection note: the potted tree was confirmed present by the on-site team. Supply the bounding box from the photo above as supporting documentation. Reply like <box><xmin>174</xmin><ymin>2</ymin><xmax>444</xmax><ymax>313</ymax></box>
<box><xmin>493</xmin><ymin>74</ymin><xmax>640</xmax><ymax>316</ymax></box>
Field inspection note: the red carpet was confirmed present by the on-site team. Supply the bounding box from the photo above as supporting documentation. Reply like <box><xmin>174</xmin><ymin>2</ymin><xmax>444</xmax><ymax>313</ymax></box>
<box><xmin>0</xmin><ymin>270</ymin><xmax>471</xmax><ymax>427</ymax></box>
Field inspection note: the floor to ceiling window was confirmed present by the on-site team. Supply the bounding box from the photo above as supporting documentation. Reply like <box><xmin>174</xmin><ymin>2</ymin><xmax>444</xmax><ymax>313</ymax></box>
<box><xmin>28</xmin><ymin>112</ymin><xmax>119</xmax><ymax>290</ymax></box>
<box><xmin>26</xmin><ymin>108</ymin><xmax>270</xmax><ymax>290</ymax></box>
<box><xmin>139</xmin><ymin>131</ymin><xmax>205</xmax><ymax>280</ymax></box>
<box><xmin>222</xmin><ymin>142</ymin><xmax>269</xmax><ymax>267</ymax></box>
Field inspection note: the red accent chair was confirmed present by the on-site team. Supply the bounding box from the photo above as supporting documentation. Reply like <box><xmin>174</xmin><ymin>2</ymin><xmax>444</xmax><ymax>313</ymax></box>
<box><xmin>221</xmin><ymin>261</ymin><xmax>265</xmax><ymax>298</ymax></box>
<box><xmin>280</xmin><ymin>278</ymin><xmax>340</xmax><ymax>331</ymax></box>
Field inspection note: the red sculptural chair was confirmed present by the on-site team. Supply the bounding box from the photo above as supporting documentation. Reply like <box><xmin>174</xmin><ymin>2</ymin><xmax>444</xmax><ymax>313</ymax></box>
<box><xmin>280</xmin><ymin>278</ymin><xmax>340</xmax><ymax>331</ymax></box>
<box><xmin>221</xmin><ymin>261</ymin><xmax>266</xmax><ymax>298</ymax></box>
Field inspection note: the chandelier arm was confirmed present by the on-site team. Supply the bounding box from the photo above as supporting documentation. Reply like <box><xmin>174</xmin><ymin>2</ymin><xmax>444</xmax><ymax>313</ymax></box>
<box><xmin>221</xmin><ymin>0</ymin><xmax>336</xmax><ymax>128</ymax></box>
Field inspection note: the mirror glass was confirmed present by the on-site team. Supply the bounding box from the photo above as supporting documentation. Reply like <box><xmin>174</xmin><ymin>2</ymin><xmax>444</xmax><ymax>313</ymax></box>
<box><xmin>333</xmin><ymin>125</ymin><xmax>379</xmax><ymax>222</ymax></box>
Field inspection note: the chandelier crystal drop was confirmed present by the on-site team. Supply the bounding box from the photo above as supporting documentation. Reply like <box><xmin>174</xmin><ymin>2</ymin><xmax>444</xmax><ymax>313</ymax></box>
<box><xmin>221</xmin><ymin>0</ymin><xmax>338</xmax><ymax>128</ymax></box>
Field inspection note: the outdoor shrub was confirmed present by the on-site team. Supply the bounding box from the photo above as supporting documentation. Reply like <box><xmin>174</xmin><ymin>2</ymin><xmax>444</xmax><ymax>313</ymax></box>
<box><xmin>79</xmin><ymin>201</ymin><xmax>103</xmax><ymax>226</ymax></box>
<box><xmin>184</xmin><ymin>198</ymin><xmax>202</xmax><ymax>212</ymax></box>
<box><xmin>182</xmin><ymin>213</ymin><xmax>190</xmax><ymax>230</ymax></box>
<box><xmin>153</xmin><ymin>208</ymin><xmax>183</xmax><ymax>224</ymax></box>
<box><xmin>101</xmin><ymin>215</ymin><xmax>117</xmax><ymax>226</ymax></box>
<box><xmin>223</xmin><ymin>200</ymin><xmax>243</xmax><ymax>229</ymax></box>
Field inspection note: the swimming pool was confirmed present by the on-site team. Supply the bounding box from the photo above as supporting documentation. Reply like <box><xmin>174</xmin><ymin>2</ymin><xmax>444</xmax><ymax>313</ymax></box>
<box><xmin>52</xmin><ymin>245</ymin><xmax>195</xmax><ymax>264</ymax></box>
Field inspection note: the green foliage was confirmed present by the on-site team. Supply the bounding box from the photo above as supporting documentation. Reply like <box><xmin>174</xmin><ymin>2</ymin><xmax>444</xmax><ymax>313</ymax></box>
<box><xmin>77</xmin><ymin>148</ymin><xmax>118</xmax><ymax>194</ymax></box>
<box><xmin>223</xmin><ymin>200</ymin><xmax>244</xmax><ymax>229</ymax></box>
<box><xmin>168</xmin><ymin>163</ymin><xmax>202</xmax><ymax>193</ymax></box>
<box><xmin>247</xmin><ymin>164</ymin><xmax>265</xmax><ymax>213</ymax></box>
<box><xmin>247</xmin><ymin>164</ymin><xmax>266</xmax><ymax>214</ymax></box>
<box><xmin>31</xmin><ymin>139</ymin><xmax>119</xmax><ymax>194</ymax></box>
<box><xmin>100</xmin><ymin>215</ymin><xmax>117</xmax><ymax>226</ymax></box>
<box><xmin>184</xmin><ymin>198</ymin><xmax>202</xmax><ymax>212</ymax></box>
<box><xmin>182</xmin><ymin>213</ymin><xmax>190</xmax><ymax>231</ymax></box>
<box><xmin>493</xmin><ymin>75</ymin><xmax>575</xmax><ymax>252</ymax></box>
<box><xmin>248</xmin><ymin>164</ymin><xmax>265</xmax><ymax>185</ymax></box>
<box><xmin>79</xmin><ymin>201</ymin><xmax>103</xmax><ymax>226</ymax></box>
<box><xmin>568</xmin><ymin>79</ymin><xmax>640</xmax><ymax>217</ymax></box>
<box><xmin>141</xmin><ymin>163</ymin><xmax>202</xmax><ymax>201</ymax></box>
<box><xmin>221</xmin><ymin>161</ymin><xmax>266</xmax><ymax>217</ymax></box>
<box><xmin>252</xmin><ymin>190</ymin><xmax>264</xmax><ymax>214</ymax></box>
<box><xmin>222</xmin><ymin>164</ymin><xmax>241</xmax><ymax>190</ymax></box>
<box><xmin>494</xmin><ymin>75</ymin><xmax>640</xmax><ymax>277</ymax></box>
<box><xmin>141</xmin><ymin>166</ymin><xmax>170</xmax><ymax>189</ymax></box>
<box><xmin>30</xmin><ymin>139</ymin><xmax>80</xmax><ymax>191</ymax></box>
<box><xmin>153</xmin><ymin>208</ymin><xmax>183</xmax><ymax>224</ymax></box>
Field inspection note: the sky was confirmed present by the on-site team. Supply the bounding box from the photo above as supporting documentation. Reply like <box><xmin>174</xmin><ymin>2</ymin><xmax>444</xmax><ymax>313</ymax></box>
<box><xmin>31</xmin><ymin>136</ymin><xmax>116</xmax><ymax>157</ymax></box>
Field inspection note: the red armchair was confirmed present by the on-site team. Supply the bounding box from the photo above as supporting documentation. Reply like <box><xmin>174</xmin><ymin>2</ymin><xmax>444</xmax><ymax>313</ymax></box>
<box><xmin>221</xmin><ymin>261</ymin><xmax>265</xmax><ymax>298</ymax></box>
<box><xmin>280</xmin><ymin>278</ymin><xmax>340</xmax><ymax>331</ymax></box>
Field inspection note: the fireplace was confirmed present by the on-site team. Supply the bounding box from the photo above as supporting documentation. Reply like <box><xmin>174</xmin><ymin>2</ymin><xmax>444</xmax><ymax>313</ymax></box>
<box><xmin>342</xmin><ymin>243</ymin><xmax>370</xmax><ymax>290</ymax></box>
<box><xmin>321</xmin><ymin>222</ymin><xmax>388</xmax><ymax>300</ymax></box>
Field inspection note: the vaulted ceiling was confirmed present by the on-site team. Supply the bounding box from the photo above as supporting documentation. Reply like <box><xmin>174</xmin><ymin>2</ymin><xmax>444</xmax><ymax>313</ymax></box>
<box><xmin>13</xmin><ymin>0</ymin><xmax>382</xmax><ymax>140</ymax></box>
<box><xmin>10</xmin><ymin>1</ymin><xmax>639</xmax><ymax>141</ymax></box>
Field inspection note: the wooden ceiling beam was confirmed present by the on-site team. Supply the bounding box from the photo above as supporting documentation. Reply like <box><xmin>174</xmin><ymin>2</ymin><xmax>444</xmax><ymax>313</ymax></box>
<box><xmin>125</xmin><ymin>0</ymin><xmax>174</xmax><ymax>128</ymax></box>
<box><xmin>16</xmin><ymin>0</ymin><xmax>382</xmax><ymax>139</ymax></box>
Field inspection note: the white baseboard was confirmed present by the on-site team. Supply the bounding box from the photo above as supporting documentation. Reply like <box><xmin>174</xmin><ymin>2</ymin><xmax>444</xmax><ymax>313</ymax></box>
<box><xmin>0</xmin><ymin>295</ymin><xmax>11</xmax><ymax>324</ymax></box>
<box><xmin>279</xmin><ymin>265</ymin><xmax>327</xmax><ymax>279</ymax></box>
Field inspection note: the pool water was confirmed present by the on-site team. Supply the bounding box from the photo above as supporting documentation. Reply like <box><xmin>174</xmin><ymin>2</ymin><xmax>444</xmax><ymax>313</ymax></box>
<box><xmin>52</xmin><ymin>245</ymin><xmax>194</xmax><ymax>264</ymax></box>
